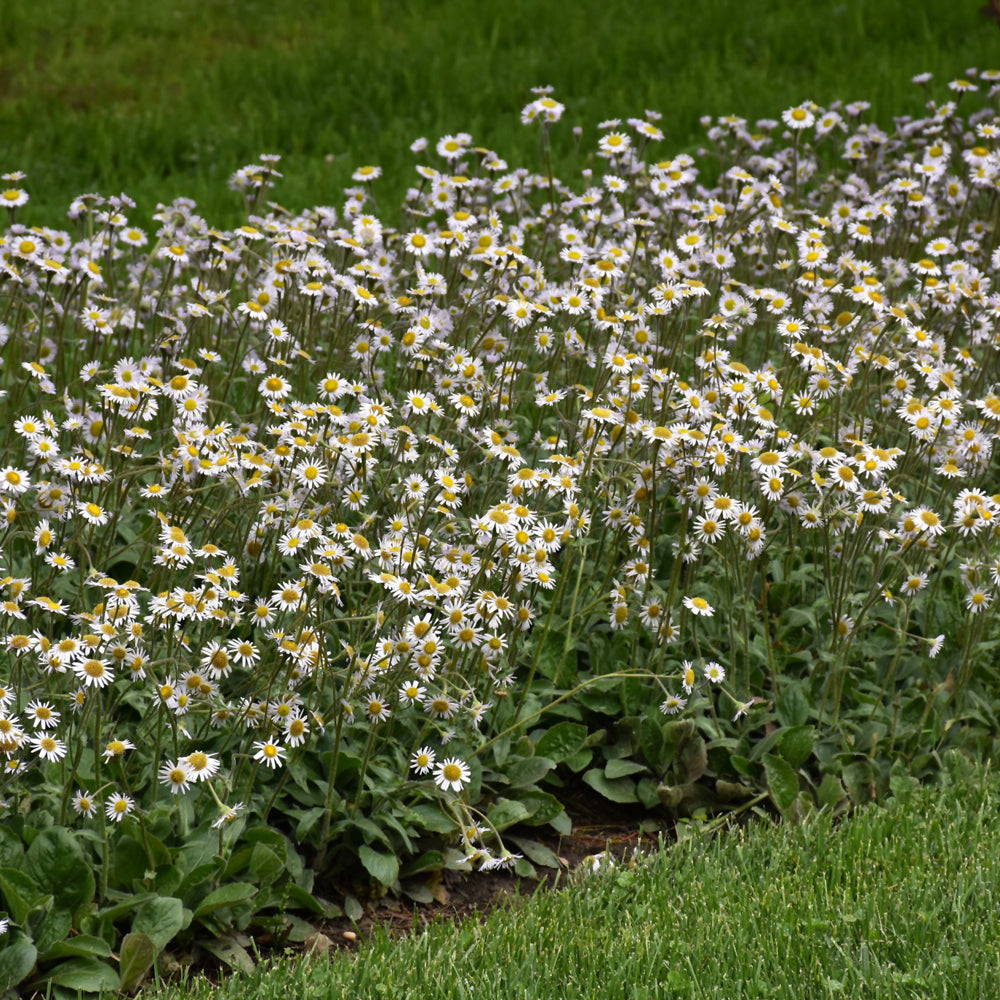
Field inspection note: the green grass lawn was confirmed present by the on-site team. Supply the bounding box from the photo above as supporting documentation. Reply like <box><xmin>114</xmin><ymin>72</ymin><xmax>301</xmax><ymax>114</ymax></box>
<box><xmin>148</xmin><ymin>755</ymin><xmax>998</xmax><ymax>999</ymax></box>
<box><xmin>2</xmin><ymin>0</ymin><xmax>996</xmax><ymax>226</ymax></box>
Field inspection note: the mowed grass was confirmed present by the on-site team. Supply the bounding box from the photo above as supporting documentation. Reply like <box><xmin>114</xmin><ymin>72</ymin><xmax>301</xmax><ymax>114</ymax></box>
<box><xmin>2</xmin><ymin>0</ymin><xmax>996</xmax><ymax>227</ymax></box>
<box><xmin>149</xmin><ymin>756</ymin><xmax>999</xmax><ymax>1000</ymax></box>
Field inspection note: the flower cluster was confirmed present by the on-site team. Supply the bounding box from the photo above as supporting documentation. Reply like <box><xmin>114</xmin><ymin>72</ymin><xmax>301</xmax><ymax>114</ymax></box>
<box><xmin>0</xmin><ymin>71</ymin><xmax>998</xmax><ymax>863</ymax></box>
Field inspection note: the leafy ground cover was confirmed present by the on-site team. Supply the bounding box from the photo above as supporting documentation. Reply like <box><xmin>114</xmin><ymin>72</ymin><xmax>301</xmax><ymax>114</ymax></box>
<box><xmin>151</xmin><ymin>777</ymin><xmax>662</xmax><ymax>982</ymax></box>
<box><xmin>149</xmin><ymin>754</ymin><xmax>1000</xmax><ymax>999</ymax></box>
<box><xmin>1</xmin><ymin>29</ymin><xmax>1000</xmax><ymax>998</ymax></box>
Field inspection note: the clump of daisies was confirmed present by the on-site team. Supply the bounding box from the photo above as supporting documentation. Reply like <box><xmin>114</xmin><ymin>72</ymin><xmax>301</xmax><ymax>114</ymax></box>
<box><xmin>0</xmin><ymin>70</ymin><xmax>998</xmax><ymax>903</ymax></box>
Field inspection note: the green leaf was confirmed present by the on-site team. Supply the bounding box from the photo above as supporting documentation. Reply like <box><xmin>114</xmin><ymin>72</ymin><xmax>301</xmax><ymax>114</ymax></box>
<box><xmin>487</xmin><ymin>797</ymin><xmax>532</xmax><ymax>831</ymax></box>
<box><xmin>491</xmin><ymin>734</ymin><xmax>512</xmax><ymax>767</ymax></box>
<box><xmin>678</xmin><ymin>732</ymin><xmax>708</xmax><ymax>783</ymax></box>
<box><xmin>200</xmin><ymin>935</ymin><xmax>256</xmax><ymax>975</ymax></box>
<box><xmin>534</xmin><ymin>721</ymin><xmax>588</xmax><ymax>762</ymax></box>
<box><xmin>764</xmin><ymin>753</ymin><xmax>799</xmax><ymax>813</ymax></box>
<box><xmin>34</xmin><ymin>906</ymin><xmax>73</xmax><ymax>959</ymax></box>
<box><xmin>783</xmin><ymin>606</ymin><xmax>817</xmax><ymax>631</ymax></box>
<box><xmin>548</xmin><ymin>810</ymin><xmax>573</xmax><ymax>836</ymax></box>
<box><xmin>507</xmin><ymin>755</ymin><xmax>556</xmax><ymax>787</ymax></box>
<box><xmin>854</xmin><ymin>720</ymin><xmax>886</xmax><ymax>755</ymax></box>
<box><xmin>350</xmin><ymin>816</ymin><xmax>392</xmax><ymax>849</ymax></box>
<box><xmin>282</xmin><ymin>914</ymin><xmax>322</xmax><ymax>942</ymax></box>
<box><xmin>24</xmin><ymin>828</ymin><xmax>95</xmax><ymax>910</ymax></box>
<box><xmin>889</xmin><ymin>762</ymin><xmax>920</xmax><ymax>803</ymax></box>
<box><xmin>716</xmin><ymin>779</ymin><xmax>755</xmax><ymax>803</ymax></box>
<box><xmin>344</xmin><ymin>894</ymin><xmax>363</xmax><ymax>922</ymax></box>
<box><xmin>248</xmin><ymin>843</ymin><xmax>285</xmax><ymax>884</ymax></box>
<box><xmin>636</xmin><ymin>776</ymin><xmax>662</xmax><ymax>810</ymax></box>
<box><xmin>407</xmin><ymin>801</ymin><xmax>456</xmax><ymax>834</ymax></box>
<box><xmin>657</xmin><ymin>782</ymin><xmax>710</xmax><ymax>811</ymax></box>
<box><xmin>139</xmin><ymin>830</ymin><xmax>173</xmax><ymax>868</ymax></box>
<box><xmin>0</xmin><ymin>867</ymin><xmax>45</xmax><ymax>925</ymax></box>
<box><xmin>400</xmin><ymin>851</ymin><xmax>444</xmax><ymax>878</ymax></box>
<box><xmin>291</xmin><ymin>806</ymin><xmax>325</xmax><ymax>843</ymax></box>
<box><xmin>747</xmin><ymin>634</ymin><xmax>772</xmax><ymax>668</ymax></box>
<box><xmin>224</xmin><ymin>846</ymin><xmax>254</xmax><ymax>878</ymax></box>
<box><xmin>358</xmin><ymin>845</ymin><xmax>399</xmax><ymax>887</ymax></box>
<box><xmin>193</xmin><ymin>882</ymin><xmax>258</xmax><ymax>920</ymax></box>
<box><xmin>639</xmin><ymin>716</ymin><xmax>665</xmax><ymax>771</ymax></box>
<box><xmin>401</xmin><ymin>882</ymin><xmax>434</xmax><ymax>905</ymax></box>
<box><xmin>605</xmin><ymin>758</ymin><xmax>649</xmax><ymax>780</ymax></box>
<box><xmin>513</xmin><ymin>856</ymin><xmax>537</xmax><ymax>879</ymax></box>
<box><xmin>516</xmin><ymin>789</ymin><xmax>565</xmax><ymax>826</ymax></box>
<box><xmin>152</xmin><ymin>863</ymin><xmax>183</xmax><ymax>897</ymax></box>
<box><xmin>618</xmin><ymin>675</ymin><xmax>644</xmax><ymax>715</ymax></box>
<box><xmin>179</xmin><ymin>861</ymin><xmax>222</xmax><ymax>900</ymax></box>
<box><xmin>576</xmin><ymin>688</ymin><xmax>620</xmax><ymax>714</ymax></box>
<box><xmin>535</xmin><ymin>629</ymin><xmax>578</xmax><ymax>687</ymax></box>
<box><xmin>778</xmin><ymin>725</ymin><xmax>814</xmax><ymax>769</ymax></box>
<box><xmin>97</xmin><ymin>891</ymin><xmax>156</xmax><ymax>924</ymax></box>
<box><xmin>112</xmin><ymin>835</ymin><xmax>148</xmax><ymax>889</ymax></box>
<box><xmin>842</xmin><ymin>759</ymin><xmax>875</xmax><ymax>805</ymax></box>
<box><xmin>661</xmin><ymin>718</ymin><xmax>695</xmax><ymax>756</ymax></box>
<box><xmin>175</xmin><ymin>830</ymin><xmax>223</xmax><ymax>877</ymax></box>
<box><xmin>776</xmin><ymin>683</ymin><xmax>810</xmax><ymax>727</ymax></box>
<box><xmin>119</xmin><ymin>933</ymin><xmax>157</xmax><ymax>993</ymax></box>
<box><xmin>377</xmin><ymin>812</ymin><xmax>417</xmax><ymax>855</ymax></box>
<box><xmin>817</xmin><ymin>773</ymin><xmax>847</xmax><ymax>810</ymax></box>
<box><xmin>603</xmin><ymin>735</ymin><xmax>635</xmax><ymax>760</ymax></box>
<box><xmin>0</xmin><ymin>825</ymin><xmax>24</xmax><ymax>868</ymax></box>
<box><xmin>0</xmin><ymin>932</ymin><xmax>37</xmax><ymax>993</ymax></box>
<box><xmin>132</xmin><ymin>895</ymin><xmax>187</xmax><ymax>951</ymax></box>
<box><xmin>747</xmin><ymin>727</ymin><xmax>786</xmax><ymax>762</ymax></box>
<box><xmin>245</xmin><ymin>825</ymin><xmax>288</xmax><ymax>851</ymax></box>
<box><xmin>564</xmin><ymin>748</ymin><xmax>593</xmax><ymax>772</ymax></box>
<box><xmin>40</xmin><ymin>935</ymin><xmax>112</xmax><ymax>960</ymax></box>
<box><xmin>706</xmin><ymin>737</ymin><xmax>738</xmax><ymax>776</ymax></box>
<box><xmin>508</xmin><ymin>836</ymin><xmax>562</xmax><ymax>869</ymax></box>
<box><xmin>281</xmin><ymin>882</ymin><xmax>338</xmax><ymax>916</ymax></box>
<box><xmin>582</xmin><ymin>768</ymin><xmax>639</xmax><ymax>803</ymax></box>
<box><xmin>46</xmin><ymin>956</ymin><xmax>120</xmax><ymax>993</ymax></box>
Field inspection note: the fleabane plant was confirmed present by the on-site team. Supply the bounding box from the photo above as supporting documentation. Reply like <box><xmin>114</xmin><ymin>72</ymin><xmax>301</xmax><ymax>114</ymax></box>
<box><xmin>0</xmin><ymin>71</ymin><xmax>999</xmax><ymax>986</ymax></box>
